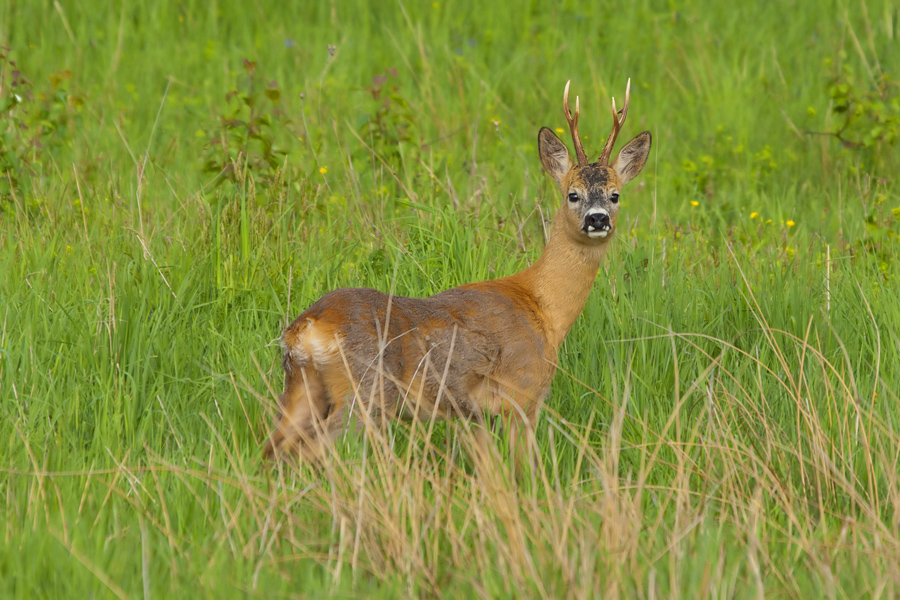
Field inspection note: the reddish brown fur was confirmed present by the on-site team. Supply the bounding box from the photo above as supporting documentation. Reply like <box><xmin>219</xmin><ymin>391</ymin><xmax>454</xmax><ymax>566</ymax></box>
<box><xmin>264</xmin><ymin>82</ymin><xmax>652</xmax><ymax>466</ymax></box>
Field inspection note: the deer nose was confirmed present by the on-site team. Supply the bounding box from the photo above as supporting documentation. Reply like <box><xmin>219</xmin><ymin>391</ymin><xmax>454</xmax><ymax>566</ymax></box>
<box><xmin>584</xmin><ymin>212</ymin><xmax>610</xmax><ymax>231</ymax></box>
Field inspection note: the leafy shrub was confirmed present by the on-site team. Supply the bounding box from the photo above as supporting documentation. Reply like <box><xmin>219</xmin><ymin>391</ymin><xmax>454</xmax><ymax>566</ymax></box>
<box><xmin>1</xmin><ymin>48</ymin><xmax>85</xmax><ymax>212</ymax></box>
<box><xmin>357</xmin><ymin>68</ymin><xmax>418</xmax><ymax>171</ymax></box>
<box><xmin>203</xmin><ymin>59</ymin><xmax>293</xmax><ymax>189</ymax></box>
<box><xmin>0</xmin><ymin>48</ymin><xmax>37</xmax><ymax>207</ymax></box>
<box><xmin>825</xmin><ymin>55</ymin><xmax>900</xmax><ymax>150</ymax></box>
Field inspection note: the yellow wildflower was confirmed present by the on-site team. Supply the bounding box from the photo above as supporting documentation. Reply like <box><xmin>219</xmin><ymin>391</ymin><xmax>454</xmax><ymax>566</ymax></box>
<box><xmin>690</xmin><ymin>201</ymin><xmax>699</xmax><ymax>207</ymax></box>
<box><xmin>750</xmin><ymin>212</ymin><xmax>758</xmax><ymax>219</ymax></box>
<box><xmin>319</xmin><ymin>167</ymin><xmax>327</xmax><ymax>174</ymax></box>
<box><xmin>786</xmin><ymin>220</ymin><xmax>795</xmax><ymax>227</ymax></box>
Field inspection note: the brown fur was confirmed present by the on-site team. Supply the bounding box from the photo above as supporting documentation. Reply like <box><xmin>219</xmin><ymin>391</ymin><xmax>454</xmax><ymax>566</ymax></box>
<box><xmin>264</xmin><ymin>84</ymin><xmax>652</xmax><ymax>467</ymax></box>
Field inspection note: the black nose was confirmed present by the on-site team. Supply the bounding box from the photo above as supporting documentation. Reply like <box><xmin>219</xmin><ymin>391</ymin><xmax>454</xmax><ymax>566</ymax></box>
<box><xmin>584</xmin><ymin>212</ymin><xmax>610</xmax><ymax>230</ymax></box>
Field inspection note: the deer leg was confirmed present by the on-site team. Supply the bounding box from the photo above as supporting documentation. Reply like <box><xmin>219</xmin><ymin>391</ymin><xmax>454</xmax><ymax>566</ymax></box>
<box><xmin>304</xmin><ymin>374</ymin><xmax>407</xmax><ymax>462</ymax></box>
<box><xmin>456</xmin><ymin>414</ymin><xmax>498</xmax><ymax>479</ymax></box>
<box><xmin>292</xmin><ymin>403</ymin><xmax>366</xmax><ymax>463</ymax></box>
<box><xmin>263</xmin><ymin>366</ymin><xmax>330</xmax><ymax>460</ymax></box>
<box><xmin>503</xmin><ymin>406</ymin><xmax>539</xmax><ymax>480</ymax></box>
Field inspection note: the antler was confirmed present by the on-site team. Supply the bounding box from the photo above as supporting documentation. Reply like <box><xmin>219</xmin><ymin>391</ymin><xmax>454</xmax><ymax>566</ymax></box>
<box><xmin>598</xmin><ymin>78</ymin><xmax>631</xmax><ymax>166</ymax></box>
<box><xmin>563</xmin><ymin>80</ymin><xmax>588</xmax><ymax>166</ymax></box>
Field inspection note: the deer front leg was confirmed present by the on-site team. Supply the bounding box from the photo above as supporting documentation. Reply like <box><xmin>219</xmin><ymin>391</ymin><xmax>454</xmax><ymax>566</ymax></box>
<box><xmin>504</xmin><ymin>410</ymin><xmax>538</xmax><ymax>480</ymax></box>
<box><xmin>475</xmin><ymin>383</ymin><xmax>539</xmax><ymax>478</ymax></box>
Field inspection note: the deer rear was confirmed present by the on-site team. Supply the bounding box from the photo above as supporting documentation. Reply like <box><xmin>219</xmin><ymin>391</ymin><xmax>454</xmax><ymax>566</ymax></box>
<box><xmin>264</xmin><ymin>80</ymin><xmax>651</xmax><ymax>464</ymax></box>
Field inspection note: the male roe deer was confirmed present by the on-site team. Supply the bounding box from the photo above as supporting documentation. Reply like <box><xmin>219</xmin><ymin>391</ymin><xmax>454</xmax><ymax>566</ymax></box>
<box><xmin>264</xmin><ymin>80</ymin><xmax>651</xmax><ymax>467</ymax></box>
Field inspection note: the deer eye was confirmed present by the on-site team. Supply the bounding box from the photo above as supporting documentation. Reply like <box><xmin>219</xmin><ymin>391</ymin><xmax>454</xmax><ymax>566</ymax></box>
<box><xmin>610</xmin><ymin>193</ymin><xmax>620</xmax><ymax>204</ymax></box>
<box><xmin>568</xmin><ymin>192</ymin><xmax>579</xmax><ymax>203</ymax></box>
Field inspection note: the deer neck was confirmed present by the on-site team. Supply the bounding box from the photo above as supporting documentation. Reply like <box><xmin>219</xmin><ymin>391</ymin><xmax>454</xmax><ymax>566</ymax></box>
<box><xmin>519</xmin><ymin>217</ymin><xmax>609</xmax><ymax>350</ymax></box>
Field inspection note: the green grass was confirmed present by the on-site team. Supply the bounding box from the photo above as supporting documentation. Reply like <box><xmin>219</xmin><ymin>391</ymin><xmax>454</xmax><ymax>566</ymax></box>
<box><xmin>2</xmin><ymin>0</ymin><xmax>900</xmax><ymax>597</ymax></box>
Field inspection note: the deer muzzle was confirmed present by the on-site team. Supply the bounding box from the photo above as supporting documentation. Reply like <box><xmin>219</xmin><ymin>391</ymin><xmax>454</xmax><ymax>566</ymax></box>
<box><xmin>583</xmin><ymin>210</ymin><xmax>611</xmax><ymax>238</ymax></box>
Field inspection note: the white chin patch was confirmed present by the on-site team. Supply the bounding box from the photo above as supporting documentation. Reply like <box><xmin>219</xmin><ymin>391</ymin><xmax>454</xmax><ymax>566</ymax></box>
<box><xmin>586</xmin><ymin>226</ymin><xmax>611</xmax><ymax>238</ymax></box>
<box><xmin>584</xmin><ymin>208</ymin><xmax>612</xmax><ymax>239</ymax></box>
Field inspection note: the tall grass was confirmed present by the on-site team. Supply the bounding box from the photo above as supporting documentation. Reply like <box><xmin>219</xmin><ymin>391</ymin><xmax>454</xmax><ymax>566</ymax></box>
<box><xmin>1</xmin><ymin>0</ymin><xmax>899</xmax><ymax>597</ymax></box>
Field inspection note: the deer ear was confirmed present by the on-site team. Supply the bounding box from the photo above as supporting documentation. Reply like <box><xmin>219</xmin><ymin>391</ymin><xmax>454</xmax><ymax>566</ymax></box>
<box><xmin>538</xmin><ymin>127</ymin><xmax>574</xmax><ymax>184</ymax></box>
<box><xmin>611</xmin><ymin>131</ymin><xmax>651</xmax><ymax>186</ymax></box>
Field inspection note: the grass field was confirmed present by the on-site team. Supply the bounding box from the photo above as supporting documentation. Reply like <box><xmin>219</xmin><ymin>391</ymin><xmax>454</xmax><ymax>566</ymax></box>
<box><xmin>2</xmin><ymin>0</ymin><xmax>900</xmax><ymax>597</ymax></box>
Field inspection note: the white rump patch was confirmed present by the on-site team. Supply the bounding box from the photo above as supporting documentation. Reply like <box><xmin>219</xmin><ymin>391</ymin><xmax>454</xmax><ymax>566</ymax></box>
<box><xmin>281</xmin><ymin>320</ymin><xmax>343</xmax><ymax>367</ymax></box>
<box><xmin>303</xmin><ymin>326</ymin><xmax>342</xmax><ymax>365</ymax></box>
<box><xmin>281</xmin><ymin>320</ymin><xmax>312</xmax><ymax>366</ymax></box>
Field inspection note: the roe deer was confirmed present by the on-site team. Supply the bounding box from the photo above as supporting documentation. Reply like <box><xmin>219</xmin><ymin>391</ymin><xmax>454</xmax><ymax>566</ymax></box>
<box><xmin>264</xmin><ymin>80</ymin><xmax>651</xmax><ymax>467</ymax></box>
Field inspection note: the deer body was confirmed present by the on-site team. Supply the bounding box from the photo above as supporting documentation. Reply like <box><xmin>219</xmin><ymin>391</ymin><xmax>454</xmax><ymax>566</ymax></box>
<box><xmin>265</xmin><ymin>81</ymin><xmax>651</xmax><ymax>462</ymax></box>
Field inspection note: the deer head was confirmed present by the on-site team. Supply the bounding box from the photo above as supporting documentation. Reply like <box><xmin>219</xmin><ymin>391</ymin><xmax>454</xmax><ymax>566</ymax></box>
<box><xmin>538</xmin><ymin>80</ymin><xmax>651</xmax><ymax>244</ymax></box>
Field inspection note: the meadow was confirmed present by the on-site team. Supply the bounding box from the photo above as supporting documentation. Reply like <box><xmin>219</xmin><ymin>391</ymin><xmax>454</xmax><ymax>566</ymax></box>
<box><xmin>1</xmin><ymin>0</ymin><xmax>899</xmax><ymax>597</ymax></box>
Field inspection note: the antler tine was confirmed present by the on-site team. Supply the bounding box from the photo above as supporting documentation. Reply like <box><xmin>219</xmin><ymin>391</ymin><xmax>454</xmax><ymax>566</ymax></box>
<box><xmin>598</xmin><ymin>78</ymin><xmax>632</xmax><ymax>166</ymax></box>
<box><xmin>563</xmin><ymin>80</ymin><xmax>588</xmax><ymax>166</ymax></box>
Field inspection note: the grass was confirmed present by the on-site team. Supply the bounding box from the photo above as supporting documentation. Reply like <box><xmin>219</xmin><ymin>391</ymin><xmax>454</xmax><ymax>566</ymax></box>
<box><xmin>2</xmin><ymin>0</ymin><xmax>900</xmax><ymax>597</ymax></box>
